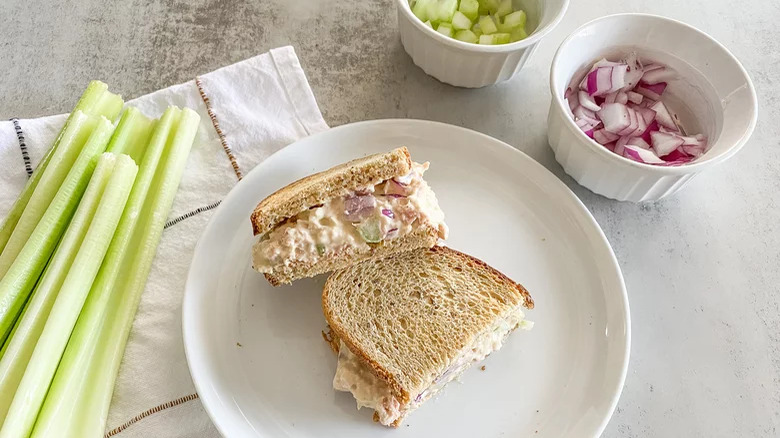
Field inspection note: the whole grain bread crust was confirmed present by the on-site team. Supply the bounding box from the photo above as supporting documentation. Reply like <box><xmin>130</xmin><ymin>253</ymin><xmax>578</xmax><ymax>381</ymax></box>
<box><xmin>250</xmin><ymin>147</ymin><xmax>412</xmax><ymax>236</ymax></box>
<box><xmin>321</xmin><ymin>245</ymin><xmax>534</xmax><ymax>420</ymax></box>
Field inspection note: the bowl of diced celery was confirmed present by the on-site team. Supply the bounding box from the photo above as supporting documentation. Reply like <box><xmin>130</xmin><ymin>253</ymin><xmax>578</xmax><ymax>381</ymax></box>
<box><xmin>396</xmin><ymin>0</ymin><xmax>569</xmax><ymax>87</ymax></box>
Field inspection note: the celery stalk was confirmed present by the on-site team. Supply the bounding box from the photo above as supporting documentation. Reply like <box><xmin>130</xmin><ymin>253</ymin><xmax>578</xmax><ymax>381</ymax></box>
<box><xmin>0</xmin><ymin>153</ymin><xmax>137</xmax><ymax>438</ymax></box>
<box><xmin>0</xmin><ymin>156</ymin><xmax>116</xmax><ymax>426</ymax></box>
<box><xmin>0</xmin><ymin>116</ymin><xmax>115</xmax><ymax>345</ymax></box>
<box><xmin>106</xmin><ymin>107</ymin><xmax>155</xmax><ymax>163</ymax></box>
<box><xmin>0</xmin><ymin>81</ymin><xmax>122</xmax><ymax>255</ymax></box>
<box><xmin>0</xmin><ymin>112</ymin><xmax>97</xmax><ymax>276</ymax></box>
<box><xmin>31</xmin><ymin>108</ymin><xmax>199</xmax><ymax>438</ymax></box>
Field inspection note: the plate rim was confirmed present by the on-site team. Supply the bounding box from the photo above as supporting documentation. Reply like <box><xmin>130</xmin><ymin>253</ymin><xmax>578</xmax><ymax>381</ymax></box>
<box><xmin>182</xmin><ymin>118</ymin><xmax>631</xmax><ymax>437</ymax></box>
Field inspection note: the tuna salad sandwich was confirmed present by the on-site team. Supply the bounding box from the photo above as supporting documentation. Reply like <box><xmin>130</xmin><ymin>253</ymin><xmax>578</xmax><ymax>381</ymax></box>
<box><xmin>250</xmin><ymin>147</ymin><xmax>448</xmax><ymax>286</ymax></box>
<box><xmin>322</xmin><ymin>246</ymin><xmax>534</xmax><ymax>427</ymax></box>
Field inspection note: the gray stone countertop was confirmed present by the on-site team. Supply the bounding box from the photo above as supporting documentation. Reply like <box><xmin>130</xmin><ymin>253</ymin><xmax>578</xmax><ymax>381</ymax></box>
<box><xmin>1</xmin><ymin>0</ymin><xmax>778</xmax><ymax>436</ymax></box>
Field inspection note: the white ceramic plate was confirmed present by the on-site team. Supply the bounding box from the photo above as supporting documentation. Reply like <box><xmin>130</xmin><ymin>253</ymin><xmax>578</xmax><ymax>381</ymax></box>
<box><xmin>182</xmin><ymin>119</ymin><xmax>630</xmax><ymax>438</ymax></box>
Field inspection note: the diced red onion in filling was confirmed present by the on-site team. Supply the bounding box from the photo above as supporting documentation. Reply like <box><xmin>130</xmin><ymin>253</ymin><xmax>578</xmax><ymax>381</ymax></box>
<box><xmin>344</xmin><ymin>193</ymin><xmax>376</xmax><ymax>222</ymax></box>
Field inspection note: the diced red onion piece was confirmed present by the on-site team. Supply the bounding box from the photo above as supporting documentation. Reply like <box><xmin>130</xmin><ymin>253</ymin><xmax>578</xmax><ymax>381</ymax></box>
<box><xmin>604</xmin><ymin>142</ymin><xmax>617</xmax><ymax>152</ymax></box>
<box><xmin>627</xmin><ymin>91</ymin><xmax>643</xmax><ymax>104</ymax></box>
<box><xmin>623</xmin><ymin>145</ymin><xmax>665</xmax><ymax>164</ymax></box>
<box><xmin>650</xmin><ymin>100</ymin><xmax>676</xmax><ymax>129</ymax></box>
<box><xmin>635</xmin><ymin>81</ymin><xmax>667</xmax><ymax>101</ymax></box>
<box><xmin>593</xmin><ymin>129</ymin><xmax>619</xmax><ymax>145</ymax></box>
<box><xmin>682</xmin><ymin>144</ymin><xmax>705</xmax><ymax>157</ymax></box>
<box><xmin>641</xmin><ymin>67</ymin><xmax>675</xmax><ymax>85</ymax></box>
<box><xmin>597</xmin><ymin>103</ymin><xmax>631</xmax><ymax>134</ymax></box>
<box><xmin>616</xmin><ymin>91</ymin><xmax>629</xmax><ymax>105</ymax></box>
<box><xmin>586</xmin><ymin>68</ymin><xmax>607</xmax><ymax>96</ymax></box>
<box><xmin>381</xmin><ymin>208</ymin><xmax>394</xmax><ymax>219</ymax></box>
<box><xmin>605</xmin><ymin>92</ymin><xmax>618</xmax><ymax>104</ymax></box>
<box><xmin>651</xmin><ymin>131</ymin><xmax>685</xmax><ymax>157</ymax></box>
<box><xmin>659</xmin><ymin>124</ymin><xmax>681</xmax><ymax>134</ymax></box>
<box><xmin>630</xmin><ymin>113</ymin><xmax>648</xmax><ymax>137</ymax></box>
<box><xmin>567</xmin><ymin>95</ymin><xmax>578</xmax><ymax>113</ymax></box>
<box><xmin>627</xmin><ymin>136</ymin><xmax>651</xmax><ymax>150</ymax></box>
<box><xmin>680</xmin><ymin>135</ymin><xmax>706</xmax><ymax>146</ymax></box>
<box><xmin>588</xmin><ymin>65</ymin><xmax>628</xmax><ymax>96</ymax></box>
<box><xmin>381</xmin><ymin>193</ymin><xmax>407</xmax><ymax>199</ymax></box>
<box><xmin>637</xmin><ymin>108</ymin><xmax>656</xmax><ymax>126</ymax></box>
<box><xmin>662</xmin><ymin>149</ymin><xmax>690</xmax><ymax>162</ymax></box>
<box><xmin>574</xmin><ymin>105</ymin><xmax>597</xmax><ymax>122</ymax></box>
<box><xmin>344</xmin><ymin>194</ymin><xmax>376</xmax><ymax>222</ymax></box>
<box><xmin>614</xmin><ymin>137</ymin><xmax>628</xmax><ymax>156</ymax></box>
<box><xmin>386</xmin><ymin>179</ymin><xmax>411</xmax><ymax>196</ymax></box>
<box><xmin>621</xmin><ymin>52</ymin><xmax>643</xmax><ymax>84</ymax></box>
<box><xmin>617</xmin><ymin>107</ymin><xmax>639</xmax><ymax>136</ymax></box>
<box><xmin>641</xmin><ymin>120</ymin><xmax>660</xmax><ymax>143</ymax></box>
<box><xmin>578</xmin><ymin>91</ymin><xmax>601</xmax><ymax>111</ymax></box>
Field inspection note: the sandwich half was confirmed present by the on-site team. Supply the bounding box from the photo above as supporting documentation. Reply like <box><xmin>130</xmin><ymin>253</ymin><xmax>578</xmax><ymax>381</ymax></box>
<box><xmin>322</xmin><ymin>246</ymin><xmax>534</xmax><ymax>427</ymax></box>
<box><xmin>251</xmin><ymin>147</ymin><xmax>448</xmax><ymax>285</ymax></box>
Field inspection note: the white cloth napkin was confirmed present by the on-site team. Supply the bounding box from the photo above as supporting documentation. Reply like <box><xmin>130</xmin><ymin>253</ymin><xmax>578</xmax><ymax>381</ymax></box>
<box><xmin>0</xmin><ymin>46</ymin><xmax>328</xmax><ymax>437</ymax></box>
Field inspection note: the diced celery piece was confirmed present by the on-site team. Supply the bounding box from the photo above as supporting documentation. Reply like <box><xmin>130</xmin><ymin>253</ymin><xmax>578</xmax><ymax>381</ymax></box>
<box><xmin>496</xmin><ymin>0</ymin><xmax>513</xmax><ymax>17</ymax></box>
<box><xmin>0</xmin><ymin>116</ymin><xmax>115</xmax><ymax>346</ymax></box>
<box><xmin>0</xmin><ymin>153</ymin><xmax>137</xmax><ymax>438</ymax></box>
<box><xmin>30</xmin><ymin>109</ymin><xmax>200</xmax><ymax>438</ymax></box>
<box><xmin>479</xmin><ymin>0</ymin><xmax>500</xmax><ymax>14</ymax></box>
<box><xmin>0</xmin><ymin>150</ymin><xmax>116</xmax><ymax>424</ymax></box>
<box><xmin>472</xmin><ymin>22</ymin><xmax>483</xmax><ymax>37</ymax></box>
<box><xmin>478</xmin><ymin>15</ymin><xmax>498</xmax><ymax>34</ymax></box>
<box><xmin>458</xmin><ymin>0</ymin><xmax>479</xmax><ymax>21</ymax></box>
<box><xmin>503</xmin><ymin>9</ymin><xmax>526</xmax><ymax>29</ymax></box>
<box><xmin>511</xmin><ymin>26</ymin><xmax>528</xmax><ymax>42</ymax></box>
<box><xmin>358</xmin><ymin>219</ymin><xmax>382</xmax><ymax>243</ymax></box>
<box><xmin>432</xmin><ymin>0</ymin><xmax>458</xmax><ymax>22</ymax></box>
<box><xmin>412</xmin><ymin>0</ymin><xmax>433</xmax><ymax>21</ymax></box>
<box><xmin>423</xmin><ymin>20</ymin><xmax>433</xmax><ymax>28</ymax></box>
<box><xmin>454</xmin><ymin>29</ymin><xmax>479</xmax><ymax>44</ymax></box>
<box><xmin>479</xmin><ymin>34</ymin><xmax>495</xmax><ymax>45</ymax></box>
<box><xmin>436</xmin><ymin>23</ymin><xmax>453</xmax><ymax>37</ymax></box>
<box><xmin>451</xmin><ymin>10</ymin><xmax>472</xmax><ymax>30</ymax></box>
<box><xmin>493</xmin><ymin>32</ymin><xmax>511</xmax><ymax>44</ymax></box>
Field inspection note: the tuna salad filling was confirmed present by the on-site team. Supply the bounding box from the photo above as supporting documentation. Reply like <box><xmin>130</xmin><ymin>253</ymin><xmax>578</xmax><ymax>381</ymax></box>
<box><xmin>252</xmin><ymin>162</ymin><xmax>448</xmax><ymax>273</ymax></box>
<box><xmin>331</xmin><ymin>306</ymin><xmax>532</xmax><ymax>426</ymax></box>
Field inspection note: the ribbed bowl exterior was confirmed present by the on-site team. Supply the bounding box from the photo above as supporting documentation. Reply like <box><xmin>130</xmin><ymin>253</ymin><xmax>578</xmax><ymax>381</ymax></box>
<box><xmin>397</xmin><ymin>8</ymin><xmax>536</xmax><ymax>88</ymax></box>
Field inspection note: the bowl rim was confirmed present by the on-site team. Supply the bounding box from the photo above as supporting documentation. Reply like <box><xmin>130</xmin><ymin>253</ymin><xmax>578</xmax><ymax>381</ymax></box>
<box><xmin>549</xmin><ymin>13</ymin><xmax>759</xmax><ymax>174</ymax></box>
<box><xmin>395</xmin><ymin>0</ymin><xmax>570</xmax><ymax>53</ymax></box>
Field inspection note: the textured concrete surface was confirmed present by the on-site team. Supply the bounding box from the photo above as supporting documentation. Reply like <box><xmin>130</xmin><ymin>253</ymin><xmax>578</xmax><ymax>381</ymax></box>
<box><xmin>1</xmin><ymin>0</ymin><xmax>779</xmax><ymax>436</ymax></box>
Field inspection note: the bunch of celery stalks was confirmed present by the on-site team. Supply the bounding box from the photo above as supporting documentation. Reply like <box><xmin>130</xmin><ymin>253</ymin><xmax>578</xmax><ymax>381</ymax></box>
<box><xmin>0</xmin><ymin>81</ymin><xmax>199</xmax><ymax>438</ymax></box>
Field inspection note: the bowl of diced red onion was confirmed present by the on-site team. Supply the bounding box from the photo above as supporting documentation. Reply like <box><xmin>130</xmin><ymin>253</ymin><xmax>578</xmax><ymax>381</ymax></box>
<box><xmin>547</xmin><ymin>13</ymin><xmax>757</xmax><ymax>202</ymax></box>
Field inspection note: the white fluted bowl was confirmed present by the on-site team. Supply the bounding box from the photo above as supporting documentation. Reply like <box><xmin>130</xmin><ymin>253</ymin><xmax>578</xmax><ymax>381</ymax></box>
<box><xmin>548</xmin><ymin>14</ymin><xmax>758</xmax><ymax>202</ymax></box>
<box><xmin>396</xmin><ymin>0</ymin><xmax>569</xmax><ymax>88</ymax></box>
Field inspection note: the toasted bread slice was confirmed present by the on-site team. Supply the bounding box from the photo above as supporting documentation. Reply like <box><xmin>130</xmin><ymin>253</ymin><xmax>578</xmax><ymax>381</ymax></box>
<box><xmin>250</xmin><ymin>147</ymin><xmax>412</xmax><ymax>236</ymax></box>
<box><xmin>323</xmin><ymin>246</ymin><xmax>533</xmax><ymax>426</ymax></box>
